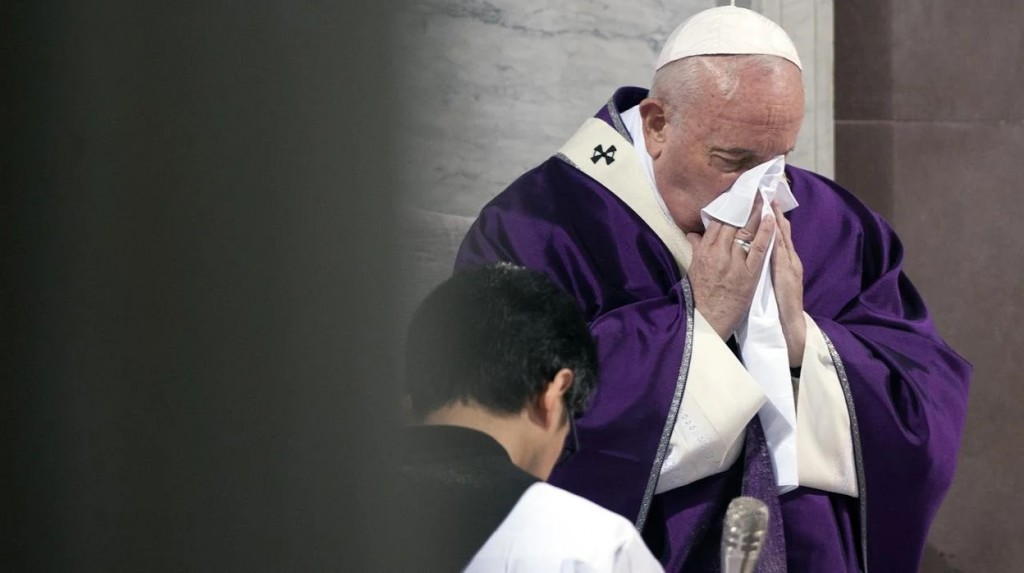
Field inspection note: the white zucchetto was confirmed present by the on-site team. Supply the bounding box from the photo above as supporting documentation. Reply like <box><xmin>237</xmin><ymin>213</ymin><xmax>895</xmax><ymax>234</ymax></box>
<box><xmin>655</xmin><ymin>5</ymin><xmax>802</xmax><ymax>71</ymax></box>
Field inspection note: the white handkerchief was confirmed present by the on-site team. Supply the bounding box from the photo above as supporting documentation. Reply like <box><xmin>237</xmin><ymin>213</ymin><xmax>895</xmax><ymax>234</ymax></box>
<box><xmin>701</xmin><ymin>156</ymin><xmax>800</xmax><ymax>493</ymax></box>
<box><xmin>700</xmin><ymin>157</ymin><xmax>797</xmax><ymax>229</ymax></box>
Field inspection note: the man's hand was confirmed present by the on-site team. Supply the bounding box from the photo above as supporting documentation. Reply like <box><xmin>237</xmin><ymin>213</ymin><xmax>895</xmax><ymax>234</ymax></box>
<box><xmin>685</xmin><ymin>195</ymin><xmax>775</xmax><ymax>340</ymax></box>
<box><xmin>769</xmin><ymin>201</ymin><xmax>806</xmax><ymax>367</ymax></box>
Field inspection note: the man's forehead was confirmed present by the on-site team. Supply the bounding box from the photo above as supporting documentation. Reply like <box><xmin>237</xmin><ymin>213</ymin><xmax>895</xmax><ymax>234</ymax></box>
<box><xmin>701</xmin><ymin>112</ymin><xmax>802</xmax><ymax>156</ymax></box>
<box><xmin>693</xmin><ymin>102</ymin><xmax>804</xmax><ymax>129</ymax></box>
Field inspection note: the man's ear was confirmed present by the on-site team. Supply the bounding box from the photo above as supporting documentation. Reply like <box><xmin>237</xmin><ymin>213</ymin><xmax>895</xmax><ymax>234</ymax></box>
<box><xmin>536</xmin><ymin>368</ymin><xmax>575</xmax><ymax>429</ymax></box>
<box><xmin>639</xmin><ymin>97</ymin><xmax>670</xmax><ymax>160</ymax></box>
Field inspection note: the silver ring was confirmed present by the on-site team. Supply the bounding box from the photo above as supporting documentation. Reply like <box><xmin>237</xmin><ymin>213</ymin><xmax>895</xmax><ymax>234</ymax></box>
<box><xmin>734</xmin><ymin>238</ymin><xmax>751</xmax><ymax>253</ymax></box>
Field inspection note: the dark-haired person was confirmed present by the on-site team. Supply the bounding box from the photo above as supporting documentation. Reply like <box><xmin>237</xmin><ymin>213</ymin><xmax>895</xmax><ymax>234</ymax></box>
<box><xmin>396</xmin><ymin>263</ymin><xmax>662</xmax><ymax>572</ymax></box>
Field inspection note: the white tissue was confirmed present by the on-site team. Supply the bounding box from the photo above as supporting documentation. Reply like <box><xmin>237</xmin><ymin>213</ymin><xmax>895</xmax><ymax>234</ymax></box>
<box><xmin>701</xmin><ymin>156</ymin><xmax>800</xmax><ymax>493</ymax></box>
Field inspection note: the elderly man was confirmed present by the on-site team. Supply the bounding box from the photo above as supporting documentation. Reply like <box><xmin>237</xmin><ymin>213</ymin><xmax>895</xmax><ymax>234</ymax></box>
<box><xmin>454</xmin><ymin>5</ymin><xmax>970</xmax><ymax>573</ymax></box>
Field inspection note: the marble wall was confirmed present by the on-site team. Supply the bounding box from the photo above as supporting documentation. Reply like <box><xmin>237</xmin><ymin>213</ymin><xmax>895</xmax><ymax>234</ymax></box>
<box><xmin>394</xmin><ymin>0</ymin><xmax>834</xmax><ymax>218</ymax></box>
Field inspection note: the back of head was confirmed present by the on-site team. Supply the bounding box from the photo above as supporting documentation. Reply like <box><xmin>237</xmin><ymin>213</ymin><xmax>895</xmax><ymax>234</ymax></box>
<box><xmin>405</xmin><ymin>263</ymin><xmax>597</xmax><ymax>420</ymax></box>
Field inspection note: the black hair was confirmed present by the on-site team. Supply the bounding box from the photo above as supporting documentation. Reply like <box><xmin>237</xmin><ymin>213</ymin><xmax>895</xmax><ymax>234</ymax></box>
<box><xmin>405</xmin><ymin>262</ymin><xmax>597</xmax><ymax>420</ymax></box>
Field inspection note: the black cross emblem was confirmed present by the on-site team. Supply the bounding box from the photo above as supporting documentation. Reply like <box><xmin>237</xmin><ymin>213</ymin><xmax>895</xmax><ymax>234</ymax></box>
<box><xmin>591</xmin><ymin>144</ymin><xmax>617</xmax><ymax>165</ymax></box>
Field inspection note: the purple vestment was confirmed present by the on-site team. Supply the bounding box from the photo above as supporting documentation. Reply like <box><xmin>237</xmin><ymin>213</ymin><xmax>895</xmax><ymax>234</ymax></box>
<box><xmin>454</xmin><ymin>88</ymin><xmax>970</xmax><ymax>572</ymax></box>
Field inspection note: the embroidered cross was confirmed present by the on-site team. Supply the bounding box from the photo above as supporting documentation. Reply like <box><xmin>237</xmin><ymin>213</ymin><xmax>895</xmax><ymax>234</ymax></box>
<box><xmin>591</xmin><ymin>144</ymin><xmax>617</xmax><ymax>165</ymax></box>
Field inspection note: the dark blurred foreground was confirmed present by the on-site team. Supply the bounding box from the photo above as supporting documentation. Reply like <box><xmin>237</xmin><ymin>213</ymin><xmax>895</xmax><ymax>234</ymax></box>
<box><xmin>3</xmin><ymin>2</ymin><xmax>402</xmax><ymax>570</ymax></box>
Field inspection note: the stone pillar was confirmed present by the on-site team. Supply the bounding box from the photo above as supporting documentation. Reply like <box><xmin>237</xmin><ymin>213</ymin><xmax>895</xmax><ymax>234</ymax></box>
<box><xmin>835</xmin><ymin>2</ymin><xmax>1024</xmax><ymax>570</ymax></box>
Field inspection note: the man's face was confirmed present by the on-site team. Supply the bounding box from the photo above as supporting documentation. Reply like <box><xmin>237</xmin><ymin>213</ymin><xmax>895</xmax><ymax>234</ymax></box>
<box><xmin>650</xmin><ymin>61</ymin><xmax>804</xmax><ymax>233</ymax></box>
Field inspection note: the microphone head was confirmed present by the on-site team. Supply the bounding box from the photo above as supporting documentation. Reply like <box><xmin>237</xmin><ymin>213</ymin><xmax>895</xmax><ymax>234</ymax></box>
<box><xmin>722</xmin><ymin>497</ymin><xmax>769</xmax><ymax>573</ymax></box>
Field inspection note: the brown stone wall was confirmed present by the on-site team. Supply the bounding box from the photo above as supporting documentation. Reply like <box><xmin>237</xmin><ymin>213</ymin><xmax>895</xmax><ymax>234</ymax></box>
<box><xmin>835</xmin><ymin>2</ymin><xmax>1024</xmax><ymax>571</ymax></box>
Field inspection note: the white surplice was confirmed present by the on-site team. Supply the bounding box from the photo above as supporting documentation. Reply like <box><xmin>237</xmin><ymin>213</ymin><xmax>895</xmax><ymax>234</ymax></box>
<box><xmin>465</xmin><ymin>482</ymin><xmax>664</xmax><ymax>573</ymax></box>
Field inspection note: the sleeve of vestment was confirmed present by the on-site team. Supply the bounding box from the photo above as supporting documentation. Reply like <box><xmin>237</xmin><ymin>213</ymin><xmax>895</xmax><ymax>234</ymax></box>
<box><xmin>654</xmin><ymin>310</ymin><xmax>765</xmax><ymax>493</ymax></box>
<box><xmin>795</xmin><ymin>313</ymin><xmax>859</xmax><ymax>496</ymax></box>
<box><xmin>800</xmin><ymin>205</ymin><xmax>971</xmax><ymax>572</ymax></box>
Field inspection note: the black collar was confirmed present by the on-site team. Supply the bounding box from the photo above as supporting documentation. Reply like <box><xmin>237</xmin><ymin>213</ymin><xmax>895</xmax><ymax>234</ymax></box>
<box><xmin>399</xmin><ymin>424</ymin><xmax>514</xmax><ymax>464</ymax></box>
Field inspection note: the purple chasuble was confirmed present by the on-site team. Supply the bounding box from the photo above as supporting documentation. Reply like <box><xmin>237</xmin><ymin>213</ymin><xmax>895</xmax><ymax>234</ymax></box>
<box><xmin>454</xmin><ymin>87</ymin><xmax>971</xmax><ymax>572</ymax></box>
